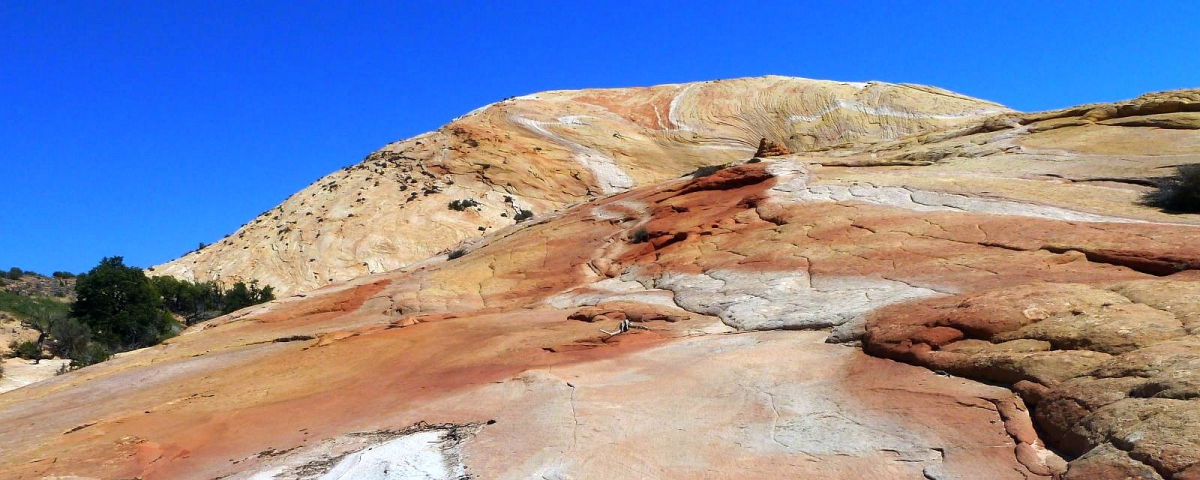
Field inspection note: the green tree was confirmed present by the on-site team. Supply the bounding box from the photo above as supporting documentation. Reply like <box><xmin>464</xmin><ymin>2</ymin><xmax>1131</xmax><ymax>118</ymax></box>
<box><xmin>148</xmin><ymin>276</ymin><xmax>274</xmax><ymax>324</ymax></box>
<box><xmin>255</xmin><ymin>282</ymin><xmax>275</xmax><ymax>305</ymax></box>
<box><xmin>149</xmin><ymin>275</ymin><xmax>188</xmax><ymax>315</ymax></box>
<box><xmin>20</xmin><ymin>306</ymin><xmax>65</xmax><ymax>363</ymax></box>
<box><xmin>194</xmin><ymin>281</ymin><xmax>225</xmax><ymax>318</ymax></box>
<box><xmin>72</xmin><ymin>257</ymin><xmax>175</xmax><ymax>351</ymax></box>
<box><xmin>47</xmin><ymin>316</ymin><xmax>92</xmax><ymax>360</ymax></box>
<box><xmin>220</xmin><ymin>280</ymin><xmax>275</xmax><ymax>314</ymax></box>
<box><xmin>223</xmin><ymin>281</ymin><xmax>253</xmax><ymax>313</ymax></box>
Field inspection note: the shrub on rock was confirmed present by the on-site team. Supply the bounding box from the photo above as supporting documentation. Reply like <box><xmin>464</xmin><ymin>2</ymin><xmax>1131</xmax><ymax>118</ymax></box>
<box><xmin>631</xmin><ymin>227</ymin><xmax>650</xmax><ymax>244</ymax></box>
<box><xmin>1143</xmin><ymin>164</ymin><xmax>1200</xmax><ymax>212</ymax></box>
<box><xmin>9</xmin><ymin>340</ymin><xmax>42</xmax><ymax>360</ymax></box>
<box><xmin>448</xmin><ymin>198</ymin><xmax>480</xmax><ymax>211</ymax></box>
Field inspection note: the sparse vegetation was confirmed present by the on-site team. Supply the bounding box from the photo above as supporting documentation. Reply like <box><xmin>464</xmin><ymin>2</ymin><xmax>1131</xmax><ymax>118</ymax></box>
<box><xmin>1</xmin><ymin>261</ymin><xmax>276</xmax><ymax>371</ymax></box>
<box><xmin>0</xmin><ymin>268</ymin><xmax>76</xmax><ymax>297</ymax></box>
<box><xmin>0</xmin><ymin>290</ymin><xmax>71</xmax><ymax>322</ymax></box>
<box><xmin>151</xmin><ymin>276</ymin><xmax>275</xmax><ymax>324</ymax></box>
<box><xmin>514</xmin><ymin>209</ymin><xmax>534</xmax><ymax>222</ymax></box>
<box><xmin>448</xmin><ymin>198</ymin><xmax>481</xmax><ymax>211</ymax></box>
<box><xmin>0</xmin><ymin>276</ymin><xmax>104</xmax><ymax>370</ymax></box>
<box><xmin>47</xmin><ymin>316</ymin><xmax>92</xmax><ymax>360</ymax></box>
<box><xmin>631</xmin><ymin>227</ymin><xmax>650</xmax><ymax>244</ymax></box>
<box><xmin>1143</xmin><ymin>164</ymin><xmax>1200</xmax><ymax>213</ymax></box>
<box><xmin>5</xmin><ymin>267</ymin><xmax>24</xmax><ymax>280</ymax></box>
<box><xmin>16</xmin><ymin>257</ymin><xmax>277</xmax><ymax>371</ymax></box>
<box><xmin>68</xmin><ymin>342</ymin><xmax>112</xmax><ymax>369</ymax></box>
<box><xmin>8</xmin><ymin>340</ymin><xmax>42</xmax><ymax>360</ymax></box>
<box><xmin>447</xmin><ymin>249</ymin><xmax>467</xmax><ymax>259</ymax></box>
<box><xmin>1</xmin><ymin>280</ymin><xmax>83</xmax><ymax>365</ymax></box>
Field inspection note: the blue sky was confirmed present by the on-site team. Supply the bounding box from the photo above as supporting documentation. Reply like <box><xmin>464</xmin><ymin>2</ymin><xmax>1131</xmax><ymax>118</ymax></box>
<box><xmin>2</xmin><ymin>1</ymin><xmax>1197</xmax><ymax>275</ymax></box>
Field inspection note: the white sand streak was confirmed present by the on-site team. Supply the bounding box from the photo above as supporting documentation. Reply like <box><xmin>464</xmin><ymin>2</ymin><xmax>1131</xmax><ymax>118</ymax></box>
<box><xmin>512</xmin><ymin>114</ymin><xmax>634</xmax><ymax>194</ymax></box>
<box><xmin>766</xmin><ymin>161</ymin><xmax>1143</xmax><ymax>223</ymax></box>
<box><xmin>318</xmin><ymin>430</ymin><xmax>456</xmax><ymax>480</ymax></box>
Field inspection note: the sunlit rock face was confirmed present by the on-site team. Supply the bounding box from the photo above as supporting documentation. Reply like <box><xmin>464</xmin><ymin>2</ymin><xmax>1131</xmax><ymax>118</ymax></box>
<box><xmin>151</xmin><ymin>76</ymin><xmax>1008</xmax><ymax>296</ymax></box>
<box><xmin>5</xmin><ymin>82</ymin><xmax>1200</xmax><ymax>479</ymax></box>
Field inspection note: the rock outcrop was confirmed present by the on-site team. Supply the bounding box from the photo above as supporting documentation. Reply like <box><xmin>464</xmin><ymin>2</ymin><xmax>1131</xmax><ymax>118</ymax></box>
<box><xmin>151</xmin><ymin>76</ymin><xmax>1009</xmax><ymax>296</ymax></box>
<box><xmin>863</xmin><ymin>280</ymin><xmax>1200</xmax><ymax>479</ymax></box>
<box><xmin>753</xmin><ymin>137</ymin><xmax>791</xmax><ymax>157</ymax></box>
<box><xmin>4</xmin><ymin>81</ymin><xmax>1200</xmax><ymax>479</ymax></box>
<box><xmin>0</xmin><ymin>274</ymin><xmax>75</xmax><ymax>299</ymax></box>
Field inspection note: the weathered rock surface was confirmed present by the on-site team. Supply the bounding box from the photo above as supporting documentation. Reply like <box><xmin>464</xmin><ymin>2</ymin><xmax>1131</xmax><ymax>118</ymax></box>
<box><xmin>0</xmin><ymin>357</ymin><xmax>70</xmax><ymax>394</ymax></box>
<box><xmin>753</xmin><ymin>137</ymin><xmax>790</xmax><ymax>157</ymax></box>
<box><xmin>4</xmin><ymin>82</ymin><xmax>1200</xmax><ymax>479</ymax></box>
<box><xmin>151</xmin><ymin>76</ymin><xmax>1009</xmax><ymax>295</ymax></box>
<box><xmin>0</xmin><ymin>274</ymin><xmax>75</xmax><ymax>299</ymax></box>
<box><xmin>863</xmin><ymin>279</ymin><xmax>1200</xmax><ymax>479</ymax></box>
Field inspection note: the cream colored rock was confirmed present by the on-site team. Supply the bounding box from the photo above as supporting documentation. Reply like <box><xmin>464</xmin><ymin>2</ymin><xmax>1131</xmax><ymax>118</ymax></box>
<box><xmin>0</xmin><ymin>357</ymin><xmax>70</xmax><ymax>394</ymax></box>
<box><xmin>8</xmin><ymin>81</ymin><xmax>1200</xmax><ymax>479</ymax></box>
<box><xmin>151</xmin><ymin>76</ymin><xmax>1009</xmax><ymax>295</ymax></box>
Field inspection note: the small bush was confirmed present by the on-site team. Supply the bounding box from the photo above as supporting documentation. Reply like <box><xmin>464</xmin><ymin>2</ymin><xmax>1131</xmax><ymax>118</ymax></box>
<box><xmin>1143</xmin><ymin>164</ymin><xmax>1200</xmax><ymax>212</ymax></box>
<box><xmin>447</xmin><ymin>249</ymin><xmax>467</xmax><ymax>260</ymax></box>
<box><xmin>448</xmin><ymin>198</ymin><xmax>480</xmax><ymax>211</ymax></box>
<box><xmin>69</xmin><ymin>342</ymin><xmax>112</xmax><ymax>369</ymax></box>
<box><xmin>631</xmin><ymin>227</ymin><xmax>650</xmax><ymax>244</ymax></box>
<box><xmin>48</xmin><ymin>317</ymin><xmax>92</xmax><ymax>359</ymax></box>
<box><xmin>10</xmin><ymin>340</ymin><xmax>42</xmax><ymax>360</ymax></box>
<box><xmin>514</xmin><ymin>209</ymin><xmax>534</xmax><ymax>222</ymax></box>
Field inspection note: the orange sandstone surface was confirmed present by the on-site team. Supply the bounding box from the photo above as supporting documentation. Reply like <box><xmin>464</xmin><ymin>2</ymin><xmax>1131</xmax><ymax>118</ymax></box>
<box><xmin>5</xmin><ymin>82</ymin><xmax>1200</xmax><ymax>479</ymax></box>
<box><xmin>150</xmin><ymin>76</ymin><xmax>1010</xmax><ymax>295</ymax></box>
<box><xmin>5</xmin><ymin>159</ymin><xmax>1200</xmax><ymax>479</ymax></box>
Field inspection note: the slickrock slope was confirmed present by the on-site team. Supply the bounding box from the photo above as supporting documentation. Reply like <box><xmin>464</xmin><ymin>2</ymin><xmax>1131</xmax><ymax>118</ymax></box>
<box><xmin>151</xmin><ymin>76</ymin><xmax>1009</xmax><ymax>295</ymax></box>
<box><xmin>5</xmin><ymin>121</ymin><xmax>1200</xmax><ymax>480</ymax></box>
<box><xmin>5</xmin><ymin>84</ymin><xmax>1200</xmax><ymax>479</ymax></box>
<box><xmin>821</xmin><ymin>89</ymin><xmax>1200</xmax><ymax>224</ymax></box>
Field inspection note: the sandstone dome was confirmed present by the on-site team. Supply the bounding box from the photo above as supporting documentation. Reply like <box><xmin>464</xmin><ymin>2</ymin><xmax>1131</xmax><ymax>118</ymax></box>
<box><xmin>5</xmin><ymin>80</ymin><xmax>1200</xmax><ymax>479</ymax></box>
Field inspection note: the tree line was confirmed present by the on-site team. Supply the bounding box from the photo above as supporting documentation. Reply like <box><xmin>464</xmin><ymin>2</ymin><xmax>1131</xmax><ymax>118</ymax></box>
<box><xmin>5</xmin><ymin>256</ymin><xmax>274</xmax><ymax>372</ymax></box>
<box><xmin>2</xmin><ymin>267</ymin><xmax>75</xmax><ymax>280</ymax></box>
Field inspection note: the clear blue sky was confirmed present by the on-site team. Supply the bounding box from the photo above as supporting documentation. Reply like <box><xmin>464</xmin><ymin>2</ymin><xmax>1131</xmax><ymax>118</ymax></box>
<box><xmin>2</xmin><ymin>1</ymin><xmax>1197</xmax><ymax>275</ymax></box>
